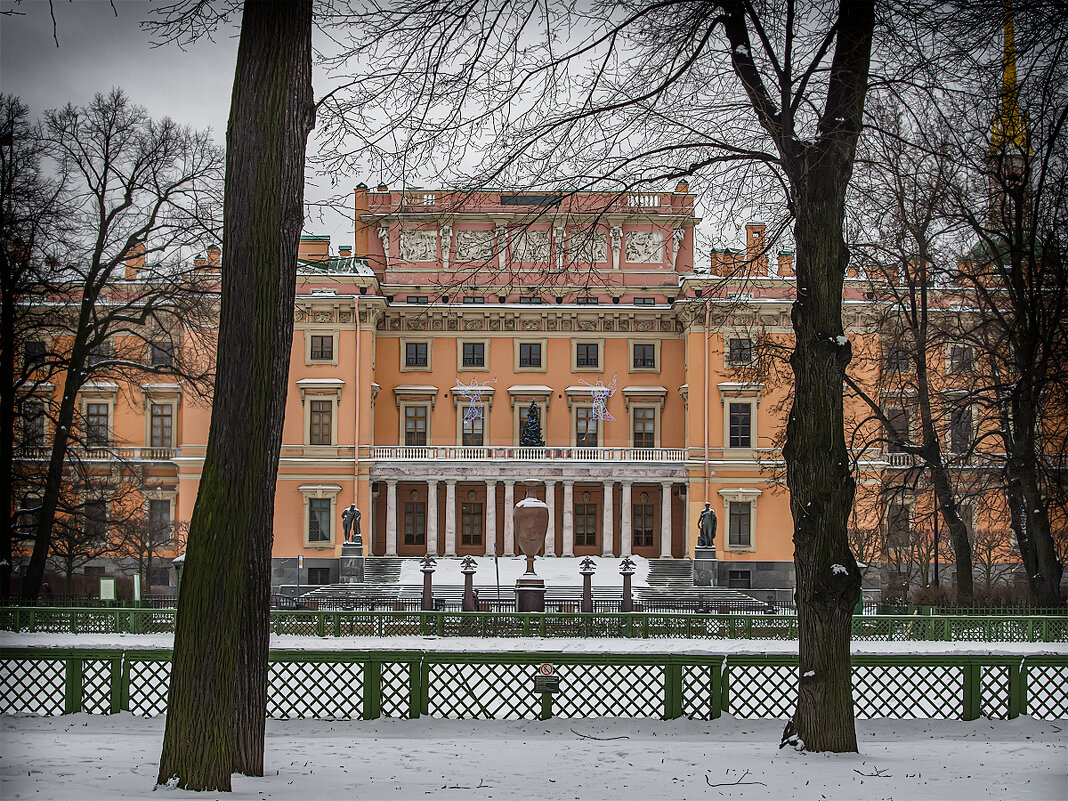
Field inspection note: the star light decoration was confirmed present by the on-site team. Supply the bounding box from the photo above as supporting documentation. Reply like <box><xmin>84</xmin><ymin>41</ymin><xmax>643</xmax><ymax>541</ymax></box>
<box><xmin>453</xmin><ymin>377</ymin><xmax>497</xmax><ymax>421</ymax></box>
<box><xmin>581</xmin><ymin>376</ymin><xmax>617</xmax><ymax>421</ymax></box>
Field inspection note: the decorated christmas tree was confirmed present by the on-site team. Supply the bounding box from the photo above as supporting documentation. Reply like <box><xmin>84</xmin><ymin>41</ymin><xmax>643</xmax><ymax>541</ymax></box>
<box><xmin>520</xmin><ymin>400</ymin><xmax>545</xmax><ymax>447</ymax></box>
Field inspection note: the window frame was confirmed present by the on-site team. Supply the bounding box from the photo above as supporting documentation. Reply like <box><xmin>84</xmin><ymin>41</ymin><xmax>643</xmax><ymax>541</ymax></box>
<box><xmin>728</xmin><ymin>402</ymin><xmax>753</xmax><ymax>449</ymax></box>
<box><xmin>21</xmin><ymin>398</ymin><xmax>47</xmax><ymax>448</ymax></box>
<box><xmin>573</xmin><ymin>405</ymin><xmax>600</xmax><ymax>448</ymax></box>
<box><xmin>458</xmin><ymin>339</ymin><xmax>489</xmax><ymax>371</ymax></box>
<box><xmin>460</xmin><ymin>502</ymin><xmax>484</xmax><ymax>546</ymax></box>
<box><xmin>309</xmin><ymin>399</ymin><xmax>333</xmax><ymax>446</ymax></box>
<box><xmin>574</xmin><ymin>500</ymin><xmax>599</xmax><ymax>547</ymax></box>
<box><xmin>726</xmin><ymin>336</ymin><xmax>754</xmax><ymax>367</ymax></box>
<box><xmin>298</xmin><ymin>483</ymin><xmax>341</xmax><ymax>548</ymax></box>
<box><xmin>572</xmin><ymin>339</ymin><xmax>604</xmax><ymax>372</ymax></box>
<box><xmin>404</xmin><ymin>501</ymin><xmax>427</xmax><ymax>545</ymax></box>
<box><xmin>399</xmin><ymin>337</ymin><xmax>433</xmax><ymax>372</ymax></box>
<box><xmin>403</xmin><ymin>403</ymin><xmax>429</xmax><ymax>446</ymax></box>
<box><xmin>718</xmin><ymin>488</ymin><xmax>761</xmax><ymax>553</ymax></box>
<box><xmin>631</xmin><ymin>405</ymin><xmax>658</xmax><ymax>449</ymax></box>
<box><xmin>149</xmin><ymin>402</ymin><xmax>174</xmax><ymax>448</ymax></box>
<box><xmin>85</xmin><ymin>401</ymin><xmax>111</xmax><ymax>449</ymax></box>
<box><xmin>514</xmin><ymin>339</ymin><xmax>547</xmax><ymax>372</ymax></box>
<box><xmin>149</xmin><ymin>341</ymin><xmax>174</xmax><ymax>369</ymax></box>
<box><xmin>629</xmin><ymin>340</ymin><xmax>660</xmax><ymax>372</ymax></box>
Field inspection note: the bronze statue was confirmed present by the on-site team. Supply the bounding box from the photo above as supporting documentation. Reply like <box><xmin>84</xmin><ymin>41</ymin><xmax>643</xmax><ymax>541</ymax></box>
<box><xmin>342</xmin><ymin>504</ymin><xmax>361</xmax><ymax>543</ymax></box>
<box><xmin>697</xmin><ymin>501</ymin><xmax>717</xmax><ymax>548</ymax></box>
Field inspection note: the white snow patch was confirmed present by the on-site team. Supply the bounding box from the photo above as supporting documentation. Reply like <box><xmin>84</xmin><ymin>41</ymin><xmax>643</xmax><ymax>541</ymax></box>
<box><xmin>803</xmin><ymin>670</ymin><xmax>816</xmax><ymax>677</ymax></box>
<box><xmin>835</xmin><ymin>335</ymin><xmax>849</xmax><ymax>346</ymax></box>
<box><xmin>515</xmin><ymin>497</ymin><xmax>548</xmax><ymax>509</ymax></box>
<box><xmin>2</xmin><ymin>714</ymin><xmax>1065</xmax><ymax>801</ymax></box>
<box><xmin>831</xmin><ymin>564</ymin><xmax>848</xmax><ymax>575</ymax></box>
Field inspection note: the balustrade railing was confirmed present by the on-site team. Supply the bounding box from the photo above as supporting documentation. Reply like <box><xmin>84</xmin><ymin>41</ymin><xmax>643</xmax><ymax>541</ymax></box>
<box><xmin>368</xmin><ymin>445</ymin><xmax>687</xmax><ymax>462</ymax></box>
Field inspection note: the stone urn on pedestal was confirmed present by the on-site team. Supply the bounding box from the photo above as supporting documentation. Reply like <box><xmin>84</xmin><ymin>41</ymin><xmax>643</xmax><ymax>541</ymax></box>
<box><xmin>513</xmin><ymin>497</ymin><xmax>549</xmax><ymax>612</ymax></box>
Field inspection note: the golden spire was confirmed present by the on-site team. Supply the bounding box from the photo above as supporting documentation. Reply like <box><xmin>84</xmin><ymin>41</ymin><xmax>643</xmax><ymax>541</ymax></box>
<box><xmin>990</xmin><ymin>5</ymin><xmax>1028</xmax><ymax>153</ymax></box>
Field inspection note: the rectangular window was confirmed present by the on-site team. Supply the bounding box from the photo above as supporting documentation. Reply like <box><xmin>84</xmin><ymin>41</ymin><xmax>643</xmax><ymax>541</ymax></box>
<box><xmin>462</xmin><ymin>342</ymin><xmax>485</xmax><ymax>367</ymax></box>
<box><xmin>576</xmin><ymin>407</ymin><xmax>599</xmax><ymax>447</ymax></box>
<box><xmin>575</xmin><ymin>503</ymin><xmax>597</xmax><ymax>546</ymax></box>
<box><xmin>728</xmin><ymin>338</ymin><xmax>753</xmax><ymax>365</ymax></box>
<box><xmin>462</xmin><ymin>415</ymin><xmax>484</xmax><ymax>446</ymax></box>
<box><xmin>633</xmin><ymin>407</ymin><xmax>655</xmax><ymax>448</ymax></box>
<box><xmin>884</xmin><ymin>344</ymin><xmax>911</xmax><ymax>373</ymax></box>
<box><xmin>405</xmin><ymin>342</ymin><xmax>428</xmax><ymax>367</ymax></box>
<box><xmin>727</xmin><ymin>569</ymin><xmax>752</xmax><ymax>589</ymax></box>
<box><xmin>576</xmin><ymin>343</ymin><xmax>599</xmax><ymax>368</ymax></box>
<box><xmin>87</xmin><ymin>341</ymin><xmax>112</xmax><ymax>367</ymax></box>
<box><xmin>308</xmin><ymin>498</ymin><xmax>331</xmax><ymax>542</ymax></box>
<box><xmin>886</xmin><ymin>503</ymin><xmax>910</xmax><ymax>549</ymax></box>
<box><xmin>407</xmin><ymin>295</ymin><xmax>429</xmax><ymax>303</ymax></box>
<box><xmin>949</xmin><ymin>345</ymin><xmax>973</xmax><ymax>374</ymax></box>
<box><xmin>307</xmin><ymin>567</ymin><xmax>331</xmax><ymax>585</ymax></box>
<box><xmin>576</xmin><ymin>296</ymin><xmax>598</xmax><ymax>305</ymax></box>
<box><xmin>24</xmin><ymin>340</ymin><xmax>46</xmax><ymax>364</ymax></box>
<box><xmin>85</xmin><ymin>565</ymin><xmax>105</xmax><ymax>577</ymax></box>
<box><xmin>633</xmin><ymin>297</ymin><xmax>655</xmax><ymax>305</ymax></box>
<box><xmin>519</xmin><ymin>296</ymin><xmax>543</xmax><ymax>304</ymax></box>
<box><xmin>404</xmin><ymin>502</ymin><xmax>426</xmax><ymax>545</ymax></box>
<box><xmin>150</xmin><ymin>403</ymin><xmax>173</xmax><ymax>448</ymax></box>
<box><xmin>21</xmin><ymin>400</ymin><xmax>45</xmax><ymax>447</ymax></box>
<box><xmin>85</xmin><ymin>499</ymin><xmax>108</xmax><ymax>541</ymax></box>
<box><xmin>405</xmin><ymin>406</ymin><xmax>427</xmax><ymax>446</ymax></box>
<box><xmin>463</xmin><ymin>296</ymin><xmax>485</xmax><ymax>304</ymax></box>
<box><xmin>86</xmin><ymin>403</ymin><xmax>109</xmax><ymax>447</ymax></box>
<box><xmin>150</xmin><ymin>342</ymin><xmax>174</xmax><ymax>368</ymax></box>
<box><xmin>519</xmin><ymin>343</ymin><xmax>542</xmax><ymax>367</ymax></box>
<box><xmin>310</xmin><ymin>400</ymin><xmax>332</xmax><ymax>445</ymax></box>
<box><xmin>885</xmin><ymin>406</ymin><xmax>909</xmax><ymax>452</ymax></box>
<box><xmin>310</xmin><ymin>335</ymin><xmax>333</xmax><ymax>360</ymax></box>
<box><xmin>633</xmin><ymin>343</ymin><xmax>656</xmax><ymax>368</ymax></box>
<box><xmin>728</xmin><ymin>403</ymin><xmax>752</xmax><ymax>448</ymax></box>
<box><xmin>633</xmin><ymin>503</ymin><xmax>654</xmax><ymax>547</ymax></box>
<box><xmin>950</xmin><ymin>406</ymin><xmax>972</xmax><ymax>454</ymax></box>
<box><xmin>461</xmin><ymin>502</ymin><xmax>483</xmax><ymax>545</ymax></box>
<box><xmin>148</xmin><ymin>499</ymin><xmax>172</xmax><ymax>544</ymax></box>
<box><xmin>728</xmin><ymin>501</ymin><xmax>752</xmax><ymax>548</ymax></box>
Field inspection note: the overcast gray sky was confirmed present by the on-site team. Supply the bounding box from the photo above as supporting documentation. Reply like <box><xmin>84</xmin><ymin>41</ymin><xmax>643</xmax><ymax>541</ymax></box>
<box><xmin>0</xmin><ymin>0</ymin><xmax>354</xmax><ymax>246</ymax></box>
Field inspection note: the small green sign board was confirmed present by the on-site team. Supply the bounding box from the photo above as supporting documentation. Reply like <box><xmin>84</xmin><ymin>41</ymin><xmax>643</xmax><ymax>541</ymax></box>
<box><xmin>534</xmin><ymin>675</ymin><xmax>560</xmax><ymax>694</ymax></box>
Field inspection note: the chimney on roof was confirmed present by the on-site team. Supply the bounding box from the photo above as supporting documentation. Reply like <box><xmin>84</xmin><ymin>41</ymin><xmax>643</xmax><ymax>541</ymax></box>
<box><xmin>338</xmin><ymin>244</ymin><xmax>352</xmax><ymax>258</ymax></box>
<box><xmin>206</xmin><ymin>245</ymin><xmax>221</xmax><ymax>268</ymax></box>
<box><xmin>194</xmin><ymin>244</ymin><xmax>221</xmax><ymax>274</ymax></box>
<box><xmin>776</xmin><ymin>251</ymin><xmax>795</xmax><ymax>278</ymax></box>
<box><xmin>298</xmin><ymin>235</ymin><xmax>330</xmax><ymax>264</ymax></box>
<box><xmin>124</xmin><ymin>241</ymin><xmax>146</xmax><ymax>280</ymax></box>
<box><xmin>745</xmin><ymin>223</ymin><xmax>768</xmax><ymax>276</ymax></box>
<box><xmin>675</xmin><ymin>179</ymin><xmax>690</xmax><ymax>193</ymax></box>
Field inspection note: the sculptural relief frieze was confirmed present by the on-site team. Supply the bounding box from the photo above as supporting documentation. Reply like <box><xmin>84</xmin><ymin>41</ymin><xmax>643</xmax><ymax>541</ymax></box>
<box><xmin>455</xmin><ymin>230</ymin><xmax>494</xmax><ymax>261</ymax></box>
<box><xmin>399</xmin><ymin>229</ymin><xmax>437</xmax><ymax>262</ymax></box>
<box><xmin>625</xmin><ymin>231</ymin><xmax>663</xmax><ymax>263</ymax></box>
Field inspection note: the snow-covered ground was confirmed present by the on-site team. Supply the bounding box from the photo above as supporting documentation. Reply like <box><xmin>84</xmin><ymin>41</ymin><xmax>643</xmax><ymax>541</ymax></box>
<box><xmin>1</xmin><ymin>713</ymin><xmax>1065</xmax><ymax>800</ymax></box>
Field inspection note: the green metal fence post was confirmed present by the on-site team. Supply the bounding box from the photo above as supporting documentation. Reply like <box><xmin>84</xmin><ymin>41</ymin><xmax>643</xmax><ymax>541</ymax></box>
<box><xmin>962</xmin><ymin>662</ymin><xmax>981</xmax><ymax>721</ymax></box>
<box><xmin>436</xmin><ymin>612</ymin><xmax>444</xmax><ymax>637</ymax></box>
<box><xmin>539</xmin><ymin>691</ymin><xmax>553</xmax><ymax>721</ymax></box>
<box><xmin>363</xmin><ymin>659</ymin><xmax>382</xmax><ymax>720</ymax></box>
<box><xmin>1042</xmin><ymin>618</ymin><xmax>1050</xmax><ymax>643</ymax></box>
<box><xmin>108</xmin><ymin>656</ymin><xmax>123</xmax><ymax>714</ymax></box>
<box><xmin>709</xmin><ymin>660</ymin><xmax>723</xmax><ymax>720</ymax></box>
<box><xmin>720</xmin><ymin>660</ymin><xmax>731</xmax><ymax>713</ymax></box>
<box><xmin>642</xmin><ymin>615</ymin><xmax>649</xmax><ymax>639</ymax></box>
<box><xmin>944</xmin><ymin>618</ymin><xmax>952</xmax><ymax>642</ymax></box>
<box><xmin>420</xmin><ymin>660</ymin><xmax>431</xmax><ymax>716</ymax></box>
<box><xmin>539</xmin><ymin>615</ymin><xmax>547</xmax><ymax>637</ymax></box>
<box><xmin>663</xmin><ymin>662</ymin><xmax>683</xmax><ymax>720</ymax></box>
<box><xmin>316</xmin><ymin>612</ymin><xmax>326</xmax><ymax>638</ymax></box>
<box><xmin>408</xmin><ymin>657</ymin><xmax>422</xmax><ymax>719</ymax></box>
<box><xmin>1008</xmin><ymin>661</ymin><xmax>1025</xmax><ymax>719</ymax></box>
<box><xmin>119</xmin><ymin>655</ymin><xmax>131</xmax><ymax>711</ymax></box>
<box><xmin>333</xmin><ymin>612</ymin><xmax>341</xmax><ymax>638</ymax></box>
<box><xmin>64</xmin><ymin>657</ymin><xmax>83</xmax><ymax>715</ymax></box>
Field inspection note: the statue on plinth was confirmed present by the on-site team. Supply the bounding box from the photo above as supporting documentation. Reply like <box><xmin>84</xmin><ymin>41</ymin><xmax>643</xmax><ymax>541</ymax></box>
<box><xmin>342</xmin><ymin>504</ymin><xmax>361</xmax><ymax>543</ymax></box>
<box><xmin>697</xmin><ymin>502</ymin><xmax>717</xmax><ymax>548</ymax></box>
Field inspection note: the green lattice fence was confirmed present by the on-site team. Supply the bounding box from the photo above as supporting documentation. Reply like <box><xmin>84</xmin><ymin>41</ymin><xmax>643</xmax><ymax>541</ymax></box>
<box><xmin>3</xmin><ymin>607</ymin><xmax>1067</xmax><ymax>642</ymax></box>
<box><xmin>2</xmin><ymin>648</ymin><xmax>1065</xmax><ymax>723</ymax></box>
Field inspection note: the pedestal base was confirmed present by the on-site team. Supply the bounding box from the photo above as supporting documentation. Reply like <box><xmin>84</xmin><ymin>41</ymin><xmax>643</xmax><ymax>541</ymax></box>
<box><xmin>515</xmin><ymin>574</ymin><xmax>546</xmax><ymax>612</ymax></box>
<box><xmin>340</xmin><ymin>541</ymin><xmax>364</xmax><ymax>583</ymax></box>
<box><xmin>693</xmin><ymin>547</ymin><xmax>718</xmax><ymax>587</ymax></box>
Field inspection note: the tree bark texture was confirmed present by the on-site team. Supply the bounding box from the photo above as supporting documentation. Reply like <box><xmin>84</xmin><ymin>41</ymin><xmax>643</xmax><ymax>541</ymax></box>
<box><xmin>157</xmin><ymin>0</ymin><xmax>313</xmax><ymax>791</ymax></box>
<box><xmin>778</xmin><ymin>0</ymin><xmax>874</xmax><ymax>754</ymax></box>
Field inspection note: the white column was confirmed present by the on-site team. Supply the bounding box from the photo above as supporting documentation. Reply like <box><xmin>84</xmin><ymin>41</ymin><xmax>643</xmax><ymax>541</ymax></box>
<box><xmin>484</xmin><ymin>480</ymin><xmax>497</xmax><ymax>556</ymax></box>
<box><xmin>601</xmin><ymin>481</ymin><xmax>615</xmax><ymax>557</ymax></box>
<box><xmin>385</xmin><ymin>480</ymin><xmax>399</xmax><ymax>556</ymax></box>
<box><xmin>660</xmin><ymin>481</ymin><xmax>674</xmax><ymax>558</ymax></box>
<box><xmin>562</xmin><ymin>481</ymin><xmax>575</xmax><ymax>557</ymax></box>
<box><xmin>503</xmin><ymin>480</ymin><xmax>515</xmax><ymax>556</ymax></box>
<box><xmin>620</xmin><ymin>481</ymin><xmax>633</xmax><ymax>557</ymax></box>
<box><xmin>544</xmin><ymin>481</ymin><xmax>557</xmax><ymax>556</ymax></box>
<box><xmin>426</xmin><ymin>479</ymin><xmax>439</xmax><ymax>556</ymax></box>
<box><xmin>444</xmin><ymin>480</ymin><xmax>457</xmax><ymax>556</ymax></box>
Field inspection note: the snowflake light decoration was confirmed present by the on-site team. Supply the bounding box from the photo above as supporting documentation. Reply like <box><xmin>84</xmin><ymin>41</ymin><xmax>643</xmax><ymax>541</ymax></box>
<box><xmin>454</xmin><ymin>377</ymin><xmax>497</xmax><ymax>421</ymax></box>
<box><xmin>581</xmin><ymin>376</ymin><xmax>617</xmax><ymax>422</ymax></box>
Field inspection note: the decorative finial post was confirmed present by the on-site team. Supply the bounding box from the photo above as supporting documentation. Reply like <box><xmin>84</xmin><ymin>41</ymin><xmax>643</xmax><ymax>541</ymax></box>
<box><xmin>460</xmin><ymin>555</ymin><xmax>478</xmax><ymax>612</ymax></box>
<box><xmin>420</xmin><ymin>555</ymin><xmax>437</xmax><ymax>611</ymax></box>
<box><xmin>619</xmin><ymin>556</ymin><xmax>636</xmax><ymax>613</ymax></box>
<box><xmin>579</xmin><ymin>557</ymin><xmax>596</xmax><ymax>613</ymax></box>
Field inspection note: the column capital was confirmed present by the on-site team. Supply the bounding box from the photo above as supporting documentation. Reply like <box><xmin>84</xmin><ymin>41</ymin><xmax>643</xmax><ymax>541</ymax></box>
<box><xmin>444</xmin><ymin>478</ymin><xmax>457</xmax><ymax>486</ymax></box>
<box><xmin>385</xmin><ymin>478</ymin><xmax>399</xmax><ymax>487</ymax></box>
<box><xmin>562</xmin><ymin>479</ymin><xmax>575</xmax><ymax>487</ymax></box>
<box><xmin>544</xmin><ymin>479</ymin><xmax>557</xmax><ymax>487</ymax></box>
<box><xmin>485</xmin><ymin>478</ymin><xmax>498</xmax><ymax>486</ymax></box>
<box><xmin>659</xmin><ymin>479</ymin><xmax>673</xmax><ymax>487</ymax></box>
<box><xmin>503</xmin><ymin>479</ymin><xmax>516</xmax><ymax>487</ymax></box>
<box><xmin>427</xmin><ymin>478</ymin><xmax>440</xmax><ymax>487</ymax></box>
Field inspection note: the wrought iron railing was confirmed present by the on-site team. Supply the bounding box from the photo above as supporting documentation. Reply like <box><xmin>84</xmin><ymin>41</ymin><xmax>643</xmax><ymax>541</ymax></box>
<box><xmin>367</xmin><ymin>445</ymin><xmax>687</xmax><ymax>462</ymax></box>
<box><xmin>1</xmin><ymin>647</ymin><xmax>1064</xmax><ymax>721</ymax></box>
<box><xmin>2</xmin><ymin>607</ymin><xmax>1065</xmax><ymax>642</ymax></box>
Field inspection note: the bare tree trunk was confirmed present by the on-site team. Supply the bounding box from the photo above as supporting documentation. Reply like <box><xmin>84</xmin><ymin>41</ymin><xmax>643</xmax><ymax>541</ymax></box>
<box><xmin>157</xmin><ymin>0</ymin><xmax>313</xmax><ymax>791</ymax></box>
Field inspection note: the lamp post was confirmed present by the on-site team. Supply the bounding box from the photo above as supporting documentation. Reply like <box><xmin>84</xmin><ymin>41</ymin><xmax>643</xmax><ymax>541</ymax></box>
<box><xmin>932</xmin><ymin>487</ymin><xmax>940</xmax><ymax>588</ymax></box>
<box><xmin>620</xmin><ymin>556</ymin><xmax>636</xmax><ymax>613</ymax></box>
<box><xmin>461</xmin><ymin>555</ymin><xmax>478</xmax><ymax>612</ymax></box>
<box><xmin>420</xmin><ymin>555</ymin><xmax>437</xmax><ymax>611</ymax></box>
<box><xmin>579</xmin><ymin>557</ymin><xmax>596</xmax><ymax>613</ymax></box>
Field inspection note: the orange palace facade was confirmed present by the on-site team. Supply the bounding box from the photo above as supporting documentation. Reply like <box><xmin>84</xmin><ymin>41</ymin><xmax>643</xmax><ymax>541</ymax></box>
<box><xmin>32</xmin><ymin>184</ymin><xmax>1000</xmax><ymax>595</ymax></box>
